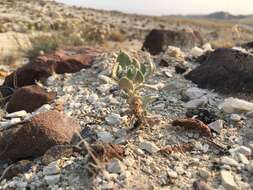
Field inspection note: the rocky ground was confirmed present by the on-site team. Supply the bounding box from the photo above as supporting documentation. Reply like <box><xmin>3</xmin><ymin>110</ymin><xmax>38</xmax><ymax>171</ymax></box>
<box><xmin>0</xmin><ymin>0</ymin><xmax>253</xmax><ymax>190</ymax></box>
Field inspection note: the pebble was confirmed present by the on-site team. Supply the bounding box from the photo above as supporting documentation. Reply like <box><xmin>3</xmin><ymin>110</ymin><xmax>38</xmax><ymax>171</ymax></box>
<box><xmin>43</xmin><ymin>161</ymin><xmax>61</xmax><ymax>176</ymax></box>
<box><xmin>97</xmin><ymin>131</ymin><xmax>114</xmax><ymax>143</ymax></box>
<box><xmin>184</xmin><ymin>87</ymin><xmax>207</xmax><ymax>100</ymax></box>
<box><xmin>220</xmin><ymin>170</ymin><xmax>239</xmax><ymax>190</ymax></box>
<box><xmin>198</xmin><ymin>168</ymin><xmax>210</xmax><ymax>179</ymax></box>
<box><xmin>0</xmin><ymin>118</ymin><xmax>21</xmax><ymax>128</ymax></box>
<box><xmin>106</xmin><ymin>159</ymin><xmax>125</xmax><ymax>174</ymax></box>
<box><xmin>191</xmin><ymin>47</ymin><xmax>204</xmax><ymax>57</ymax></box>
<box><xmin>105</xmin><ymin>113</ymin><xmax>124</xmax><ymax>125</ymax></box>
<box><xmin>237</xmin><ymin>153</ymin><xmax>249</xmax><ymax>165</ymax></box>
<box><xmin>139</xmin><ymin>140</ymin><xmax>160</xmax><ymax>154</ymax></box>
<box><xmin>167</xmin><ymin>170</ymin><xmax>178</xmax><ymax>179</ymax></box>
<box><xmin>247</xmin><ymin>161</ymin><xmax>253</xmax><ymax>173</ymax></box>
<box><xmin>208</xmin><ymin>120</ymin><xmax>224</xmax><ymax>134</ymax></box>
<box><xmin>230</xmin><ymin>114</ymin><xmax>241</xmax><ymax>122</ymax></box>
<box><xmin>44</xmin><ymin>174</ymin><xmax>61</xmax><ymax>186</ymax></box>
<box><xmin>5</xmin><ymin>110</ymin><xmax>27</xmax><ymax>118</ymax></box>
<box><xmin>221</xmin><ymin>157</ymin><xmax>239</xmax><ymax>167</ymax></box>
<box><xmin>184</xmin><ymin>97</ymin><xmax>208</xmax><ymax>109</ymax></box>
<box><xmin>88</xmin><ymin>94</ymin><xmax>98</xmax><ymax>104</ymax></box>
<box><xmin>230</xmin><ymin>146</ymin><xmax>252</xmax><ymax>157</ymax></box>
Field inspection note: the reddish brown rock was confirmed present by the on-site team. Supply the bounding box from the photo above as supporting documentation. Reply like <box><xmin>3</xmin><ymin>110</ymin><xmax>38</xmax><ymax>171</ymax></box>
<box><xmin>142</xmin><ymin>29</ymin><xmax>203</xmax><ymax>55</ymax></box>
<box><xmin>6</xmin><ymin>85</ymin><xmax>56</xmax><ymax>113</ymax></box>
<box><xmin>0</xmin><ymin>111</ymin><xmax>81</xmax><ymax>161</ymax></box>
<box><xmin>3</xmin><ymin>47</ymin><xmax>102</xmax><ymax>88</ymax></box>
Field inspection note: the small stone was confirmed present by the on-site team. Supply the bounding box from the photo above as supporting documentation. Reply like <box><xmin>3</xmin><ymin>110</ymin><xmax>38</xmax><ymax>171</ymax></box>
<box><xmin>221</xmin><ymin>157</ymin><xmax>239</xmax><ymax>167</ymax></box>
<box><xmin>247</xmin><ymin>161</ymin><xmax>253</xmax><ymax>173</ymax></box>
<box><xmin>198</xmin><ymin>168</ymin><xmax>211</xmax><ymax>179</ymax></box>
<box><xmin>106</xmin><ymin>159</ymin><xmax>125</xmax><ymax>174</ymax></box>
<box><xmin>167</xmin><ymin>170</ymin><xmax>178</xmax><ymax>179</ymax></box>
<box><xmin>237</xmin><ymin>153</ymin><xmax>249</xmax><ymax>165</ymax></box>
<box><xmin>105</xmin><ymin>113</ymin><xmax>124</xmax><ymax>125</ymax></box>
<box><xmin>0</xmin><ymin>118</ymin><xmax>21</xmax><ymax>128</ymax></box>
<box><xmin>191</xmin><ymin>47</ymin><xmax>204</xmax><ymax>57</ymax></box>
<box><xmin>185</xmin><ymin>87</ymin><xmax>207</xmax><ymax>100</ymax></box>
<box><xmin>88</xmin><ymin>94</ymin><xmax>98</xmax><ymax>104</ymax></box>
<box><xmin>139</xmin><ymin>141</ymin><xmax>160</xmax><ymax>154</ymax></box>
<box><xmin>184</xmin><ymin>97</ymin><xmax>208</xmax><ymax>109</ymax></box>
<box><xmin>230</xmin><ymin>146</ymin><xmax>252</xmax><ymax>157</ymax></box>
<box><xmin>164</xmin><ymin>71</ymin><xmax>173</xmax><ymax>78</ymax></box>
<box><xmin>202</xmin><ymin>144</ymin><xmax>209</xmax><ymax>153</ymax></box>
<box><xmin>230</xmin><ymin>114</ymin><xmax>241</xmax><ymax>122</ymax></box>
<box><xmin>44</xmin><ymin>174</ymin><xmax>60</xmax><ymax>186</ymax></box>
<box><xmin>208</xmin><ymin>120</ymin><xmax>224</xmax><ymax>134</ymax></box>
<box><xmin>5</xmin><ymin>110</ymin><xmax>27</xmax><ymax>118</ymax></box>
<box><xmin>220</xmin><ymin>170</ymin><xmax>239</xmax><ymax>190</ymax></box>
<box><xmin>43</xmin><ymin>161</ymin><xmax>60</xmax><ymax>175</ymax></box>
<box><xmin>97</xmin><ymin>132</ymin><xmax>114</xmax><ymax>143</ymax></box>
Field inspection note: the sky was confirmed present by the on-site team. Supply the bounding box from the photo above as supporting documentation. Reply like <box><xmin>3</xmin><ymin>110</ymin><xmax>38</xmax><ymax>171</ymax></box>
<box><xmin>57</xmin><ymin>0</ymin><xmax>253</xmax><ymax>16</ymax></box>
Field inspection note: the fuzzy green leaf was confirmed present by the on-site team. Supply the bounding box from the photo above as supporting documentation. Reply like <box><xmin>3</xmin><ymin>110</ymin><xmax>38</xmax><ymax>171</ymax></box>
<box><xmin>127</xmin><ymin>67</ymin><xmax>137</xmax><ymax>80</ymax></box>
<box><xmin>117</xmin><ymin>51</ymin><xmax>131</xmax><ymax>68</ymax></box>
<box><xmin>119</xmin><ymin>77</ymin><xmax>134</xmax><ymax>92</ymax></box>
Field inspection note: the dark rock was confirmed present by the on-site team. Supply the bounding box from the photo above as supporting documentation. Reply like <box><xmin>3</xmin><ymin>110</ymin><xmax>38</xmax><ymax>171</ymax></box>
<box><xmin>186</xmin><ymin>108</ymin><xmax>219</xmax><ymax>124</ymax></box>
<box><xmin>175</xmin><ymin>63</ymin><xmax>188</xmax><ymax>74</ymax></box>
<box><xmin>6</xmin><ymin>85</ymin><xmax>56</xmax><ymax>113</ymax></box>
<box><xmin>159</xmin><ymin>59</ymin><xmax>169</xmax><ymax>67</ymax></box>
<box><xmin>185</xmin><ymin>48</ymin><xmax>253</xmax><ymax>93</ymax></box>
<box><xmin>142</xmin><ymin>29</ymin><xmax>203</xmax><ymax>55</ymax></box>
<box><xmin>3</xmin><ymin>47</ymin><xmax>102</xmax><ymax>88</ymax></box>
<box><xmin>0</xmin><ymin>111</ymin><xmax>81</xmax><ymax>161</ymax></box>
<box><xmin>241</xmin><ymin>41</ymin><xmax>253</xmax><ymax>50</ymax></box>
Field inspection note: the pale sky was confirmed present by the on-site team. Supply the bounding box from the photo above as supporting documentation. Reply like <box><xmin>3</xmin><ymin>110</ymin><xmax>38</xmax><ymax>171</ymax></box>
<box><xmin>57</xmin><ymin>0</ymin><xmax>253</xmax><ymax>15</ymax></box>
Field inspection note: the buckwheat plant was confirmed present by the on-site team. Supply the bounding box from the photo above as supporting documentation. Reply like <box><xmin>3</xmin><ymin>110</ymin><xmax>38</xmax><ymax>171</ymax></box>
<box><xmin>112</xmin><ymin>51</ymin><xmax>156</xmax><ymax>128</ymax></box>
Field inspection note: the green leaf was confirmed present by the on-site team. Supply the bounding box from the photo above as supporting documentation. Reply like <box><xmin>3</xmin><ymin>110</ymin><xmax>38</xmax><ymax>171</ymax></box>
<box><xmin>117</xmin><ymin>51</ymin><xmax>131</xmax><ymax>68</ymax></box>
<box><xmin>134</xmin><ymin>70</ymin><xmax>144</xmax><ymax>84</ymax></box>
<box><xmin>118</xmin><ymin>77</ymin><xmax>134</xmax><ymax>92</ymax></box>
<box><xmin>127</xmin><ymin>67</ymin><xmax>137</xmax><ymax>80</ymax></box>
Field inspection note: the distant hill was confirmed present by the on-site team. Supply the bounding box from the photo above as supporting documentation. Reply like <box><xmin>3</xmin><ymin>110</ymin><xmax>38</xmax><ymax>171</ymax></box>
<box><xmin>186</xmin><ymin>11</ymin><xmax>251</xmax><ymax>20</ymax></box>
<box><xmin>206</xmin><ymin>11</ymin><xmax>248</xmax><ymax>20</ymax></box>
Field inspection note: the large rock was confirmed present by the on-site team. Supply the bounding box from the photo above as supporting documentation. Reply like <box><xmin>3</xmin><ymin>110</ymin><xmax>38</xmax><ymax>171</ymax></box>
<box><xmin>3</xmin><ymin>47</ymin><xmax>102</xmax><ymax>88</ymax></box>
<box><xmin>185</xmin><ymin>48</ymin><xmax>253</xmax><ymax>93</ymax></box>
<box><xmin>0</xmin><ymin>111</ymin><xmax>81</xmax><ymax>161</ymax></box>
<box><xmin>142</xmin><ymin>29</ymin><xmax>203</xmax><ymax>55</ymax></box>
<box><xmin>6</xmin><ymin>85</ymin><xmax>56</xmax><ymax>113</ymax></box>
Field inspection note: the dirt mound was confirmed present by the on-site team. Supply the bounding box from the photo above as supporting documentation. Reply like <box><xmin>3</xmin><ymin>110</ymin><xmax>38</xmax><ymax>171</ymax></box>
<box><xmin>185</xmin><ymin>48</ymin><xmax>253</xmax><ymax>94</ymax></box>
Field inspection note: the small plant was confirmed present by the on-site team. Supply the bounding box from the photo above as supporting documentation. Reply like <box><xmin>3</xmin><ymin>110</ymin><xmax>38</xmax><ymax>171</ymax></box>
<box><xmin>112</xmin><ymin>51</ymin><xmax>156</xmax><ymax>128</ymax></box>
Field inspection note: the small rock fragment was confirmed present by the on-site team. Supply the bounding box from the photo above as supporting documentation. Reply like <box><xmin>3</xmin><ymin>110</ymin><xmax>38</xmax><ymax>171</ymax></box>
<box><xmin>106</xmin><ymin>159</ymin><xmax>125</xmax><ymax>174</ymax></box>
<box><xmin>221</xmin><ymin>157</ymin><xmax>239</xmax><ymax>167</ymax></box>
<box><xmin>5</xmin><ymin>110</ymin><xmax>27</xmax><ymax>118</ymax></box>
<box><xmin>97</xmin><ymin>132</ymin><xmax>114</xmax><ymax>143</ymax></box>
<box><xmin>44</xmin><ymin>174</ymin><xmax>60</xmax><ymax>186</ymax></box>
<box><xmin>247</xmin><ymin>161</ymin><xmax>253</xmax><ymax>173</ymax></box>
<box><xmin>43</xmin><ymin>161</ymin><xmax>60</xmax><ymax>176</ymax></box>
<box><xmin>220</xmin><ymin>170</ymin><xmax>239</xmax><ymax>190</ymax></box>
<box><xmin>139</xmin><ymin>141</ymin><xmax>160</xmax><ymax>154</ymax></box>
<box><xmin>208</xmin><ymin>120</ymin><xmax>224</xmax><ymax>134</ymax></box>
